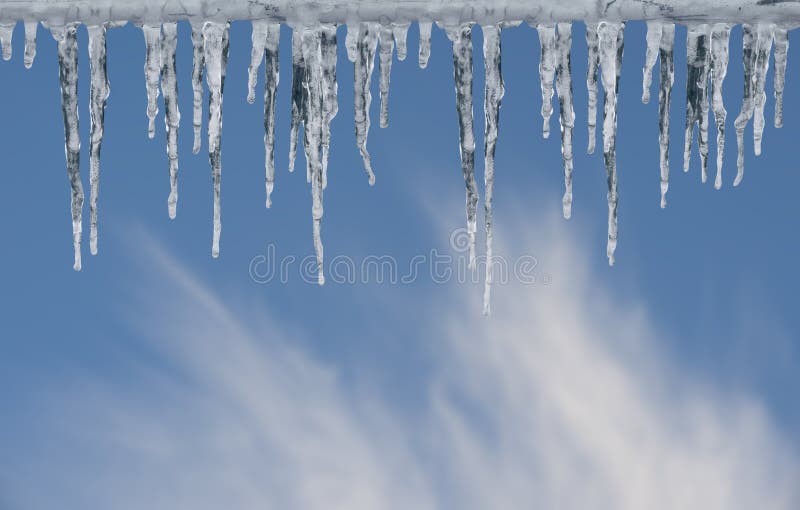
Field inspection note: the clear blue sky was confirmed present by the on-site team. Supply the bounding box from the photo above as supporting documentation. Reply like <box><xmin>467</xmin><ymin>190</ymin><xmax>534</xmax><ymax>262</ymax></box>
<box><xmin>1</xmin><ymin>20</ymin><xmax>799</xmax><ymax>509</ymax></box>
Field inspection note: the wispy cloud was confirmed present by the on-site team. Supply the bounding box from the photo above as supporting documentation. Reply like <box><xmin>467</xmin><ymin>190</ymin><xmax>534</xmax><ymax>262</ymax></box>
<box><xmin>6</xmin><ymin>215</ymin><xmax>799</xmax><ymax>510</ymax></box>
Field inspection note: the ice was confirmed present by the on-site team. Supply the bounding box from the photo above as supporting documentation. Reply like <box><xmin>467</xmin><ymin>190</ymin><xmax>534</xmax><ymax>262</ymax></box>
<box><xmin>555</xmin><ymin>23</ymin><xmax>575</xmax><ymax>220</ymax></box>
<box><xmin>419</xmin><ymin>21</ymin><xmax>432</xmax><ymax>69</ymax></box>
<box><xmin>0</xmin><ymin>22</ymin><xmax>13</xmax><ymax>61</ymax></box>
<box><xmin>320</xmin><ymin>24</ymin><xmax>338</xmax><ymax>189</ymax></box>
<box><xmin>445</xmin><ymin>23</ymin><xmax>478</xmax><ymax>271</ymax></box>
<box><xmin>752</xmin><ymin>24</ymin><xmax>774</xmax><ymax>157</ymax></box>
<box><xmin>24</xmin><ymin>21</ymin><xmax>36</xmax><ymax>68</ymax></box>
<box><xmin>379</xmin><ymin>24</ymin><xmax>394</xmax><ymax>128</ymax></box>
<box><xmin>345</xmin><ymin>23</ymin><xmax>358</xmax><ymax>63</ymax></box>
<box><xmin>202</xmin><ymin>21</ymin><xmax>229</xmax><ymax>258</ymax></box>
<box><xmin>161</xmin><ymin>22</ymin><xmax>180</xmax><ymax>219</ymax></box>
<box><xmin>642</xmin><ymin>22</ymin><xmax>662</xmax><ymax>104</ymax></box>
<box><xmin>710</xmin><ymin>24</ymin><xmax>732</xmax><ymax>190</ymax></box>
<box><xmin>299</xmin><ymin>25</ymin><xmax>327</xmax><ymax>285</ymax></box>
<box><xmin>51</xmin><ymin>24</ymin><xmax>83</xmax><ymax>271</ymax></box>
<box><xmin>536</xmin><ymin>24</ymin><xmax>556</xmax><ymax>139</ymax></box>
<box><xmin>774</xmin><ymin>27</ymin><xmax>789</xmax><ymax>129</ymax></box>
<box><xmin>0</xmin><ymin>10</ymin><xmax>797</xmax><ymax>310</ymax></box>
<box><xmin>734</xmin><ymin>23</ymin><xmax>773</xmax><ymax>186</ymax></box>
<box><xmin>142</xmin><ymin>24</ymin><xmax>161</xmax><ymax>140</ymax></box>
<box><xmin>288</xmin><ymin>28</ymin><xmax>305</xmax><ymax>174</ymax></box>
<box><xmin>657</xmin><ymin>24</ymin><xmax>675</xmax><ymax>208</ymax></box>
<box><xmin>190</xmin><ymin>23</ymin><xmax>204</xmax><ymax>154</ymax></box>
<box><xmin>482</xmin><ymin>23</ymin><xmax>503</xmax><ymax>315</ymax></box>
<box><xmin>247</xmin><ymin>21</ymin><xmax>270</xmax><ymax>105</ymax></box>
<box><xmin>599</xmin><ymin>21</ymin><xmax>624</xmax><ymax>266</ymax></box>
<box><xmin>354</xmin><ymin>22</ymin><xmax>379</xmax><ymax>185</ymax></box>
<box><xmin>262</xmin><ymin>23</ymin><xmax>280</xmax><ymax>208</ymax></box>
<box><xmin>88</xmin><ymin>24</ymin><xmax>109</xmax><ymax>255</ymax></box>
<box><xmin>393</xmin><ymin>23</ymin><xmax>410</xmax><ymax>61</ymax></box>
<box><xmin>586</xmin><ymin>23</ymin><xmax>599</xmax><ymax>154</ymax></box>
<box><xmin>683</xmin><ymin>24</ymin><xmax>711</xmax><ymax>183</ymax></box>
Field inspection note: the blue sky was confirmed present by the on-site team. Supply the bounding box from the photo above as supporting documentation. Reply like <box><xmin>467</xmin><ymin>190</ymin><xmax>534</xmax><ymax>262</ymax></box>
<box><xmin>1</xmin><ymin>20</ymin><xmax>799</xmax><ymax>509</ymax></box>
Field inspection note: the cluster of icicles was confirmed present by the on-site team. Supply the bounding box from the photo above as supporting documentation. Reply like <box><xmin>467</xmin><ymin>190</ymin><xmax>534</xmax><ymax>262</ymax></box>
<box><xmin>0</xmin><ymin>19</ymin><xmax>790</xmax><ymax>313</ymax></box>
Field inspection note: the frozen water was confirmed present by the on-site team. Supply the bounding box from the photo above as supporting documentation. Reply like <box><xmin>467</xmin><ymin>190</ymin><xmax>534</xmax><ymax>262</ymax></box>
<box><xmin>0</xmin><ymin>9</ymin><xmax>796</xmax><ymax>311</ymax></box>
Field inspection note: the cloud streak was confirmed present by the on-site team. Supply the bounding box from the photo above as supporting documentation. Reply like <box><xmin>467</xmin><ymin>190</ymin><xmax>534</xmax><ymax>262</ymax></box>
<box><xmin>5</xmin><ymin>216</ymin><xmax>799</xmax><ymax>510</ymax></box>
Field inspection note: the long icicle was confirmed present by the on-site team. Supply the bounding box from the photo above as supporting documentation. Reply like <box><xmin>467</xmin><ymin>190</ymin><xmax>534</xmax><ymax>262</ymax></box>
<box><xmin>88</xmin><ymin>25</ymin><xmax>110</xmax><ymax>255</ymax></box>
<box><xmin>536</xmin><ymin>24</ymin><xmax>557</xmax><ymax>139</ymax></box>
<box><xmin>445</xmin><ymin>23</ymin><xmax>478</xmax><ymax>271</ymax></box>
<box><xmin>710</xmin><ymin>24</ymin><xmax>731</xmax><ymax>190</ymax></box>
<box><xmin>683</xmin><ymin>24</ymin><xmax>711</xmax><ymax>182</ymax></box>
<box><xmin>320</xmin><ymin>24</ymin><xmax>338</xmax><ymax>189</ymax></box>
<box><xmin>753</xmin><ymin>23</ymin><xmax>774</xmax><ymax>157</ymax></box>
<box><xmin>263</xmin><ymin>23</ymin><xmax>280</xmax><ymax>208</ymax></box>
<box><xmin>52</xmin><ymin>24</ymin><xmax>83</xmax><ymax>270</ymax></box>
<box><xmin>142</xmin><ymin>24</ymin><xmax>161</xmax><ymax>140</ymax></box>
<box><xmin>190</xmin><ymin>23</ymin><xmax>204</xmax><ymax>154</ymax></box>
<box><xmin>248</xmin><ymin>20</ymin><xmax>270</xmax><ymax>104</ymax></box>
<box><xmin>555</xmin><ymin>23</ymin><xmax>575</xmax><ymax>220</ymax></box>
<box><xmin>288</xmin><ymin>28</ymin><xmax>306</xmax><ymax>174</ymax></box>
<box><xmin>773</xmin><ymin>27</ymin><xmax>789</xmax><ymax>129</ymax></box>
<box><xmin>586</xmin><ymin>23</ymin><xmax>600</xmax><ymax>154</ymax></box>
<box><xmin>24</xmin><ymin>21</ymin><xmax>36</xmax><ymax>68</ymax></box>
<box><xmin>300</xmin><ymin>26</ymin><xmax>326</xmax><ymax>285</ymax></box>
<box><xmin>419</xmin><ymin>21</ymin><xmax>432</xmax><ymax>69</ymax></box>
<box><xmin>657</xmin><ymin>24</ymin><xmax>675</xmax><ymax>208</ymax></box>
<box><xmin>642</xmin><ymin>22</ymin><xmax>663</xmax><ymax>104</ymax></box>
<box><xmin>354</xmin><ymin>22</ymin><xmax>379</xmax><ymax>185</ymax></box>
<box><xmin>203</xmin><ymin>21</ymin><xmax>228</xmax><ymax>258</ymax></box>
<box><xmin>379</xmin><ymin>24</ymin><xmax>394</xmax><ymax>128</ymax></box>
<box><xmin>482</xmin><ymin>24</ymin><xmax>503</xmax><ymax>316</ymax></box>
<box><xmin>598</xmin><ymin>21</ymin><xmax>623</xmax><ymax>266</ymax></box>
<box><xmin>161</xmin><ymin>22</ymin><xmax>180</xmax><ymax>219</ymax></box>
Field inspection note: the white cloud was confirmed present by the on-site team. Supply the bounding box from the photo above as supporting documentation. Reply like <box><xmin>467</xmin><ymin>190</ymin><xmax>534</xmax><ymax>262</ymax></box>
<box><xmin>6</xmin><ymin>216</ymin><xmax>799</xmax><ymax>510</ymax></box>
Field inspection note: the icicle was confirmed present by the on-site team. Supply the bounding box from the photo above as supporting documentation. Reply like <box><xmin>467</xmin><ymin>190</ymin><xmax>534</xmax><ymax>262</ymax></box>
<box><xmin>683</xmin><ymin>24</ymin><xmax>711</xmax><ymax>183</ymax></box>
<box><xmin>734</xmin><ymin>24</ymin><xmax>773</xmax><ymax>186</ymax></box>
<box><xmin>0</xmin><ymin>22</ymin><xmax>13</xmax><ymax>61</ymax></box>
<box><xmin>774</xmin><ymin>27</ymin><xmax>789</xmax><ymax>129</ymax></box>
<box><xmin>752</xmin><ymin>24</ymin><xmax>774</xmax><ymax>157</ymax></box>
<box><xmin>190</xmin><ymin>23</ymin><xmax>204</xmax><ymax>154</ymax></box>
<box><xmin>642</xmin><ymin>22</ymin><xmax>663</xmax><ymax>104</ymax></box>
<box><xmin>536</xmin><ymin>24</ymin><xmax>557</xmax><ymax>139</ymax></box>
<box><xmin>300</xmin><ymin>26</ymin><xmax>326</xmax><ymax>285</ymax></box>
<box><xmin>354</xmin><ymin>22</ymin><xmax>379</xmax><ymax>185</ymax></box>
<box><xmin>51</xmin><ymin>24</ymin><xmax>83</xmax><ymax>270</ymax></box>
<box><xmin>419</xmin><ymin>21</ymin><xmax>432</xmax><ymax>69</ymax></box>
<box><xmin>710</xmin><ymin>24</ymin><xmax>731</xmax><ymax>190</ymax></box>
<box><xmin>657</xmin><ymin>24</ymin><xmax>675</xmax><ymax>208</ymax></box>
<box><xmin>247</xmin><ymin>20</ymin><xmax>270</xmax><ymax>104</ymax></box>
<box><xmin>161</xmin><ymin>22</ymin><xmax>180</xmax><ymax>219</ymax></box>
<box><xmin>482</xmin><ymin>24</ymin><xmax>503</xmax><ymax>315</ymax></box>
<box><xmin>87</xmin><ymin>25</ymin><xmax>109</xmax><ymax>256</ymax></box>
<box><xmin>445</xmin><ymin>23</ymin><xmax>478</xmax><ymax>271</ymax></box>
<box><xmin>345</xmin><ymin>23</ymin><xmax>358</xmax><ymax>63</ymax></box>
<box><xmin>289</xmin><ymin>28</ymin><xmax>306</xmax><ymax>174</ymax></box>
<box><xmin>263</xmin><ymin>23</ymin><xmax>280</xmax><ymax>208</ymax></box>
<box><xmin>586</xmin><ymin>23</ymin><xmax>599</xmax><ymax>154</ymax></box>
<box><xmin>379</xmin><ymin>24</ymin><xmax>394</xmax><ymax>128</ymax></box>
<box><xmin>24</xmin><ymin>21</ymin><xmax>36</xmax><ymax>68</ymax></box>
<box><xmin>555</xmin><ymin>23</ymin><xmax>575</xmax><ymax>220</ymax></box>
<box><xmin>320</xmin><ymin>24</ymin><xmax>338</xmax><ymax>189</ymax></box>
<box><xmin>598</xmin><ymin>21</ymin><xmax>623</xmax><ymax>266</ymax></box>
<box><xmin>142</xmin><ymin>25</ymin><xmax>161</xmax><ymax>140</ymax></box>
<box><xmin>203</xmin><ymin>21</ymin><xmax>229</xmax><ymax>258</ymax></box>
<box><xmin>393</xmin><ymin>23</ymin><xmax>410</xmax><ymax>61</ymax></box>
